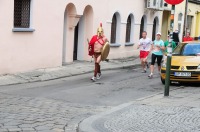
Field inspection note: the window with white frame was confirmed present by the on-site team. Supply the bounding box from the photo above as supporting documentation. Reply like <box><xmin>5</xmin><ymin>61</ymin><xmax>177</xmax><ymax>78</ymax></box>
<box><xmin>153</xmin><ymin>0</ymin><xmax>157</xmax><ymax>6</ymax></box>
<box><xmin>178</xmin><ymin>23</ymin><xmax>181</xmax><ymax>33</ymax></box>
<box><xmin>178</xmin><ymin>13</ymin><xmax>183</xmax><ymax>21</ymax></box>
<box><xmin>125</xmin><ymin>14</ymin><xmax>134</xmax><ymax>43</ymax></box>
<box><xmin>178</xmin><ymin>13</ymin><xmax>183</xmax><ymax>33</ymax></box>
<box><xmin>110</xmin><ymin>12</ymin><xmax>121</xmax><ymax>44</ymax></box>
<box><xmin>160</xmin><ymin>0</ymin><xmax>163</xmax><ymax>8</ymax></box>
<box><xmin>14</xmin><ymin>0</ymin><xmax>31</xmax><ymax>28</ymax></box>
<box><xmin>111</xmin><ymin>14</ymin><xmax>117</xmax><ymax>43</ymax></box>
<box><xmin>187</xmin><ymin>15</ymin><xmax>193</xmax><ymax>33</ymax></box>
<box><xmin>139</xmin><ymin>16</ymin><xmax>147</xmax><ymax>39</ymax></box>
<box><xmin>126</xmin><ymin>15</ymin><xmax>132</xmax><ymax>43</ymax></box>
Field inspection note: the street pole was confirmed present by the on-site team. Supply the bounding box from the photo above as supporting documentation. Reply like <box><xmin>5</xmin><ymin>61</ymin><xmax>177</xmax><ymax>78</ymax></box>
<box><xmin>183</xmin><ymin>0</ymin><xmax>188</xmax><ymax>38</ymax></box>
<box><xmin>164</xmin><ymin>5</ymin><xmax>175</xmax><ymax>96</ymax></box>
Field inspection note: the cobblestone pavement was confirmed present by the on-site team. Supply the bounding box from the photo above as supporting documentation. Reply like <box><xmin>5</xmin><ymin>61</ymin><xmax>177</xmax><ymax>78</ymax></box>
<box><xmin>79</xmin><ymin>87</ymin><xmax>200</xmax><ymax>132</ymax></box>
<box><xmin>0</xmin><ymin>93</ymin><xmax>109</xmax><ymax>132</ymax></box>
<box><xmin>97</xmin><ymin>105</ymin><xmax>200</xmax><ymax>132</ymax></box>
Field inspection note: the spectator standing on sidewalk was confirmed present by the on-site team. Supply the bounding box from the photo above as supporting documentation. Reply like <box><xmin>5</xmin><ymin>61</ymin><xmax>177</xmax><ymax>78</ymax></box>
<box><xmin>137</xmin><ymin>31</ymin><xmax>152</xmax><ymax>73</ymax></box>
<box><xmin>148</xmin><ymin>32</ymin><xmax>165</xmax><ymax>79</ymax></box>
<box><xmin>173</xmin><ymin>29</ymin><xmax>180</xmax><ymax>46</ymax></box>
<box><xmin>183</xmin><ymin>32</ymin><xmax>193</xmax><ymax>42</ymax></box>
<box><xmin>164</xmin><ymin>35</ymin><xmax>177</xmax><ymax>55</ymax></box>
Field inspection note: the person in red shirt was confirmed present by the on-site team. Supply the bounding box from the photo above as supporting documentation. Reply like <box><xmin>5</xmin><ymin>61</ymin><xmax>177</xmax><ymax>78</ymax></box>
<box><xmin>88</xmin><ymin>23</ymin><xmax>108</xmax><ymax>82</ymax></box>
<box><xmin>183</xmin><ymin>32</ymin><xmax>193</xmax><ymax>42</ymax></box>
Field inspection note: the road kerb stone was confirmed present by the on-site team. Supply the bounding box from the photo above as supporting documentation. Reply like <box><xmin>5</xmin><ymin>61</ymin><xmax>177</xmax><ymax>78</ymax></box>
<box><xmin>78</xmin><ymin>87</ymin><xmax>200</xmax><ymax>132</ymax></box>
<box><xmin>0</xmin><ymin>60</ymin><xmax>140</xmax><ymax>86</ymax></box>
<box><xmin>78</xmin><ymin>102</ymin><xmax>134</xmax><ymax>132</ymax></box>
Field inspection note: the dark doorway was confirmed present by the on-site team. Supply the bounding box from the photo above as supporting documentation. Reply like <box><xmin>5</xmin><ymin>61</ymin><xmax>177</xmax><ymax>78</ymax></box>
<box><xmin>73</xmin><ymin>22</ymin><xmax>79</xmax><ymax>60</ymax></box>
<box><xmin>140</xmin><ymin>17</ymin><xmax>144</xmax><ymax>39</ymax></box>
<box><xmin>152</xmin><ymin>18</ymin><xmax>157</xmax><ymax>41</ymax></box>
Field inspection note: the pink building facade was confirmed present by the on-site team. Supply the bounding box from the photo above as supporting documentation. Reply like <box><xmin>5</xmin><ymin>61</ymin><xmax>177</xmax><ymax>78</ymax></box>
<box><xmin>0</xmin><ymin>0</ymin><xmax>163</xmax><ymax>74</ymax></box>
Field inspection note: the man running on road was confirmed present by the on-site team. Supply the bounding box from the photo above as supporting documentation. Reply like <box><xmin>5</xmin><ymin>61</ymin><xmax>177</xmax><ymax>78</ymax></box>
<box><xmin>138</xmin><ymin>31</ymin><xmax>152</xmax><ymax>73</ymax></box>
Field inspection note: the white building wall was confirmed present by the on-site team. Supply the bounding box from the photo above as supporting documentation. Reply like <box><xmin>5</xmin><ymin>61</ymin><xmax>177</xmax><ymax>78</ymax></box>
<box><xmin>0</xmin><ymin>0</ymin><xmax>163</xmax><ymax>74</ymax></box>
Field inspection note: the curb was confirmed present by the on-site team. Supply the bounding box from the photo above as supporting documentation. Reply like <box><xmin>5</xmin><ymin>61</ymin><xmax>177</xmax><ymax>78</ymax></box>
<box><xmin>78</xmin><ymin>87</ymin><xmax>183</xmax><ymax>132</ymax></box>
<box><xmin>77</xmin><ymin>92</ymin><xmax>163</xmax><ymax>132</ymax></box>
<box><xmin>0</xmin><ymin>63</ymin><xmax>141</xmax><ymax>87</ymax></box>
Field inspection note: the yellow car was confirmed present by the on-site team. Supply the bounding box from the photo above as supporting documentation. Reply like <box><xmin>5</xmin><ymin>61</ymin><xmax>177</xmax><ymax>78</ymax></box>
<box><xmin>161</xmin><ymin>42</ymin><xmax>200</xmax><ymax>84</ymax></box>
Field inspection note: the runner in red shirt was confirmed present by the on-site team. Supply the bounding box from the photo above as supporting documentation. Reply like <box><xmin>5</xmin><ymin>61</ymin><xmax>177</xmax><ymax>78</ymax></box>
<box><xmin>88</xmin><ymin>23</ymin><xmax>108</xmax><ymax>82</ymax></box>
<box><xmin>183</xmin><ymin>32</ymin><xmax>193</xmax><ymax>42</ymax></box>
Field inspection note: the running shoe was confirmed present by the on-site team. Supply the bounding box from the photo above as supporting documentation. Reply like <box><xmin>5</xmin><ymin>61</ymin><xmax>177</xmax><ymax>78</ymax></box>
<box><xmin>141</xmin><ymin>70</ymin><xmax>147</xmax><ymax>73</ymax></box>
<box><xmin>97</xmin><ymin>73</ymin><xmax>102</xmax><ymax>80</ymax></box>
<box><xmin>148</xmin><ymin>73</ymin><xmax>153</xmax><ymax>79</ymax></box>
<box><xmin>91</xmin><ymin>77</ymin><xmax>97</xmax><ymax>82</ymax></box>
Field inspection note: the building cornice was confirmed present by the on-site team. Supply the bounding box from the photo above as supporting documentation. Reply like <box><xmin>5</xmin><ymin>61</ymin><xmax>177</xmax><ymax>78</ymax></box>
<box><xmin>189</xmin><ymin>0</ymin><xmax>200</xmax><ymax>5</ymax></box>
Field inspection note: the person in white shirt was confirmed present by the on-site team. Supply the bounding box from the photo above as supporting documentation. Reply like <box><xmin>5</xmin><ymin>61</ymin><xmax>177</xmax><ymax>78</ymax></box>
<box><xmin>137</xmin><ymin>31</ymin><xmax>152</xmax><ymax>73</ymax></box>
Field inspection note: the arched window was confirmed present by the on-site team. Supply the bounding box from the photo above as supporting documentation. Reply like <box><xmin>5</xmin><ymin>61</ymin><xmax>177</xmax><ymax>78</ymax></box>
<box><xmin>178</xmin><ymin>13</ymin><xmax>183</xmax><ymax>21</ymax></box>
<box><xmin>110</xmin><ymin>12</ymin><xmax>121</xmax><ymax>44</ymax></box>
<box><xmin>160</xmin><ymin>0</ymin><xmax>163</xmax><ymax>7</ymax></box>
<box><xmin>152</xmin><ymin>17</ymin><xmax>159</xmax><ymax>40</ymax></box>
<box><xmin>152</xmin><ymin>19</ymin><xmax>157</xmax><ymax>40</ymax></box>
<box><xmin>111</xmin><ymin>14</ymin><xmax>117</xmax><ymax>43</ymax></box>
<box><xmin>140</xmin><ymin>17</ymin><xmax>144</xmax><ymax>39</ymax></box>
<box><xmin>140</xmin><ymin>16</ymin><xmax>147</xmax><ymax>39</ymax></box>
<box><xmin>178</xmin><ymin>23</ymin><xmax>181</xmax><ymax>33</ymax></box>
<box><xmin>178</xmin><ymin>13</ymin><xmax>183</xmax><ymax>34</ymax></box>
<box><xmin>153</xmin><ymin>0</ymin><xmax>157</xmax><ymax>6</ymax></box>
<box><xmin>126</xmin><ymin>15</ymin><xmax>132</xmax><ymax>43</ymax></box>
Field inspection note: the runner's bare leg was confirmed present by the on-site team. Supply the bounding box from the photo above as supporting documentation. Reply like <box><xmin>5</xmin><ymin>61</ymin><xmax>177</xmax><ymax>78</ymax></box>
<box><xmin>144</xmin><ymin>57</ymin><xmax>148</xmax><ymax>68</ymax></box>
<box><xmin>141</xmin><ymin>58</ymin><xmax>146</xmax><ymax>70</ymax></box>
<box><xmin>150</xmin><ymin>65</ymin><xmax>154</xmax><ymax>74</ymax></box>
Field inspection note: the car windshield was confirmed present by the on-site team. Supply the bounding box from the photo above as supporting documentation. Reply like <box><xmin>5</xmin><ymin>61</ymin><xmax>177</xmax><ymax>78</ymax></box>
<box><xmin>173</xmin><ymin>44</ymin><xmax>182</xmax><ymax>55</ymax></box>
<box><xmin>182</xmin><ymin>43</ymin><xmax>200</xmax><ymax>56</ymax></box>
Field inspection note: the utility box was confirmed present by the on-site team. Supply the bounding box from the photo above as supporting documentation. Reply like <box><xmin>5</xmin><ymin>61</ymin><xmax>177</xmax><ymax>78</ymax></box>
<box><xmin>145</xmin><ymin>0</ymin><xmax>164</xmax><ymax>10</ymax></box>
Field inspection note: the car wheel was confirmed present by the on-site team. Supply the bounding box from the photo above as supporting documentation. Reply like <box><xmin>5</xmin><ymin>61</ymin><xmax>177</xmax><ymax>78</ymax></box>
<box><xmin>178</xmin><ymin>82</ymin><xmax>183</xmax><ymax>85</ymax></box>
<box><xmin>161</xmin><ymin>78</ymin><xmax>172</xmax><ymax>85</ymax></box>
<box><xmin>161</xmin><ymin>77</ymin><xmax>165</xmax><ymax>85</ymax></box>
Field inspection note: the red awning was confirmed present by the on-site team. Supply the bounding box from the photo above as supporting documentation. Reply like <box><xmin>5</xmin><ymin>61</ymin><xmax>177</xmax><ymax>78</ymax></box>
<box><xmin>164</xmin><ymin>0</ymin><xmax>184</xmax><ymax>5</ymax></box>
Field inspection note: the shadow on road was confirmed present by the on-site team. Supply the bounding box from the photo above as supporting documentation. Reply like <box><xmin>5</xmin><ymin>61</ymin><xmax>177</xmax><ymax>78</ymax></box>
<box><xmin>171</xmin><ymin>82</ymin><xmax>200</xmax><ymax>87</ymax></box>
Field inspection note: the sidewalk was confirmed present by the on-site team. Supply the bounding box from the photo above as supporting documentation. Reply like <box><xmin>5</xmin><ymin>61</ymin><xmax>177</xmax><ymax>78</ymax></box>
<box><xmin>0</xmin><ymin>57</ymin><xmax>140</xmax><ymax>86</ymax></box>
<box><xmin>79</xmin><ymin>86</ymin><xmax>200</xmax><ymax>132</ymax></box>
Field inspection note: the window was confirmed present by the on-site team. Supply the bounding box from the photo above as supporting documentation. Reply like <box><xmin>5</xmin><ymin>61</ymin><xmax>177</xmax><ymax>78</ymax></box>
<box><xmin>126</xmin><ymin>15</ymin><xmax>132</xmax><ymax>43</ymax></box>
<box><xmin>111</xmin><ymin>14</ymin><xmax>117</xmax><ymax>43</ymax></box>
<box><xmin>187</xmin><ymin>15</ymin><xmax>193</xmax><ymax>33</ymax></box>
<box><xmin>110</xmin><ymin>12</ymin><xmax>121</xmax><ymax>45</ymax></box>
<box><xmin>144</xmin><ymin>0</ymin><xmax>147</xmax><ymax>8</ymax></box>
<box><xmin>140</xmin><ymin>16</ymin><xmax>147</xmax><ymax>39</ymax></box>
<box><xmin>173</xmin><ymin>44</ymin><xmax>183</xmax><ymax>55</ymax></box>
<box><xmin>182</xmin><ymin>44</ymin><xmax>200</xmax><ymax>56</ymax></box>
<box><xmin>153</xmin><ymin>0</ymin><xmax>157</xmax><ymax>6</ymax></box>
<box><xmin>178</xmin><ymin>23</ymin><xmax>181</xmax><ymax>33</ymax></box>
<box><xmin>160</xmin><ymin>0</ymin><xmax>163</xmax><ymax>8</ymax></box>
<box><xmin>14</xmin><ymin>0</ymin><xmax>31</xmax><ymax>28</ymax></box>
<box><xmin>152</xmin><ymin>19</ymin><xmax>157</xmax><ymax>40</ymax></box>
<box><xmin>178</xmin><ymin>13</ymin><xmax>183</xmax><ymax>21</ymax></box>
<box><xmin>152</xmin><ymin>17</ymin><xmax>159</xmax><ymax>40</ymax></box>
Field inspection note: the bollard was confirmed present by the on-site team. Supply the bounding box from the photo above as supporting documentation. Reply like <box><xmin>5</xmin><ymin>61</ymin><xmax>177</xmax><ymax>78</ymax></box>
<box><xmin>164</xmin><ymin>40</ymin><xmax>172</xmax><ymax>96</ymax></box>
<box><xmin>164</xmin><ymin>54</ymin><xmax>172</xmax><ymax>96</ymax></box>
<box><xmin>164</xmin><ymin>4</ymin><xmax>175</xmax><ymax>97</ymax></box>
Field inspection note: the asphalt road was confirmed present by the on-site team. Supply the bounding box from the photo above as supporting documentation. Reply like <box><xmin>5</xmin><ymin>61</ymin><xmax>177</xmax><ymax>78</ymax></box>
<box><xmin>0</xmin><ymin>68</ymin><xmax>168</xmax><ymax>106</ymax></box>
<box><xmin>0</xmin><ymin>67</ymin><xmax>186</xmax><ymax>132</ymax></box>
